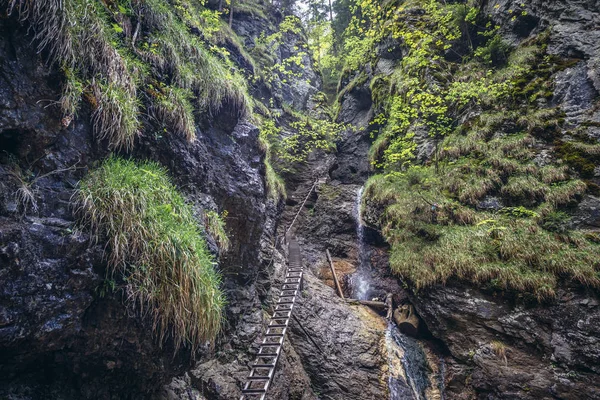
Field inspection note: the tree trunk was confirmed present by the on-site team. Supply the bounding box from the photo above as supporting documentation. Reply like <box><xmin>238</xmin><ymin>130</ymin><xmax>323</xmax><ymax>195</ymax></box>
<box><xmin>229</xmin><ymin>0</ymin><xmax>234</xmax><ymax>28</ymax></box>
<box><xmin>345</xmin><ymin>299</ymin><xmax>387</xmax><ymax>311</ymax></box>
<box><xmin>326</xmin><ymin>249</ymin><xmax>344</xmax><ymax>299</ymax></box>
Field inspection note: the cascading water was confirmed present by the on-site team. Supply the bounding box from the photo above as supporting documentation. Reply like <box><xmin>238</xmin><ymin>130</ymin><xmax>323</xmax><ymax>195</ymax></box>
<box><xmin>352</xmin><ymin>184</ymin><xmax>445</xmax><ymax>400</ymax></box>
<box><xmin>386</xmin><ymin>324</ymin><xmax>432</xmax><ymax>400</ymax></box>
<box><xmin>352</xmin><ymin>186</ymin><xmax>371</xmax><ymax>300</ymax></box>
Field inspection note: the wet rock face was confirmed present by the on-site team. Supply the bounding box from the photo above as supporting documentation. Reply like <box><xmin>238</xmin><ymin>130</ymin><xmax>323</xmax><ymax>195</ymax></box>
<box><xmin>289</xmin><ymin>273</ymin><xmax>388</xmax><ymax>399</ymax></box>
<box><xmin>333</xmin><ymin>83</ymin><xmax>374</xmax><ymax>185</ymax></box>
<box><xmin>411</xmin><ymin>285</ymin><xmax>600</xmax><ymax>399</ymax></box>
<box><xmin>135</xmin><ymin>120</ymin><xmax>270</xmax><ymax>287</ymax></box>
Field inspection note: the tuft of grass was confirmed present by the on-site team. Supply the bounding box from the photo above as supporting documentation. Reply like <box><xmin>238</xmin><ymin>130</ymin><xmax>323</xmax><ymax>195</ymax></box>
<box><xmin>60</xmin><ymin>67</ymin><xmax>85</xmax><ymax>119</ymax></box>
<box><xmin>150</xmin><ymin>86</ymin><xmax>196</xmax><ymax>141</ymax></box>
<box><xmin>501</xmin><ymin>175</ymin><xmax>547</xmax><ymax>205</ymax></box>
<box><xmin>490</xmin><ymin>341</ymin><xmax>508</xmax><ymax>365</ymax></box>
<box><xmin>204</xmin><ymin>210</ymin><xmax>230</xmax><ymax>252</ymax></box>
<box><xmin>258</xmin><ymin>119</ymin><xmax>287</xmax><ymax>199</ymax></box>
<box><xmin>545</xmin><ymin>180</ymin><xmax>587</xmax><ymax>207</ymax></box>
<box><xmin>264</xmin><ymin>160</ymin><xmax>287</xmax><ymax>199</ymax></box>
<box><xmin>539</xmin><ymin>165</ymin><xmax>568</xmax><ymax>184</ymax></box>
<box><xmin>76</xmin><ymin>157</ymin><xmax>224</xmax><ymax>353</ymax></box>
<box><xmin>91</xmin><ymin>80</ymin><xmax>140</xmax><ymax>150</ymax></box>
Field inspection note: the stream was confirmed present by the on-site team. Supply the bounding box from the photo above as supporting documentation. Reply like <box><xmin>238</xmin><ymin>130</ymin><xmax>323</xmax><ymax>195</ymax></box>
<box><xmin>352</xmin><ymin>186</ymin><xmax>445</xmax><ymax>400</ymax></box>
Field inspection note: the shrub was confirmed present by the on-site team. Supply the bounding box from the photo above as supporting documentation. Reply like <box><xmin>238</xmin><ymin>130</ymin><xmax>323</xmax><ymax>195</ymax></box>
<box><xmin>77</xmin><ymin>157</ymin><xmax>224</xmax><ymax>353</ymax></box>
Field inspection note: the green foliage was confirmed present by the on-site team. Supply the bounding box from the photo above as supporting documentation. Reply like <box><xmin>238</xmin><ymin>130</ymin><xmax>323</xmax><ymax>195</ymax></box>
<box><xmin>366</xmin><ymin>173</ymin><xmax>600</xmax><ymax>299</ymax></box>
<box><xmin>499</xmin><ymin>206</ymin><xmax>538</xmax><ymax>219</ymax></box>
<box><xmin>260</xmin><ymin>110</ymin><xmax>343</xmax><ymax>173</ymax></box>
<box><xmin>77</xmin><ymin>157</ymin><xmax>224</xmax><ymax>352</ymax></box>
<box><xmin>252</xmin><ymin>15</ymin><xmax>310</xmax><ymax>90</ymax></box>
<box><xmin>9</xmin><ymin>0</ymin><xmax>254</xmax><ymax>151</ymax></box>
<box><xmin>341</xmin><ymin>0</ymin><xmax>600</xmax><ymax>297</ymax></box>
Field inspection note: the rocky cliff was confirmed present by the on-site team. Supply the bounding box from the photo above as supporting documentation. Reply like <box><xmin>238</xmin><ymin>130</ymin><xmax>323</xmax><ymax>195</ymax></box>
<box><xmin>2</xmin><ymin>0</ymin><xmax>600</xmax><ymax>399</ymax></box>
<box><xmin>0</xmin><ymin>0</ymin><xmax>301</xmax><ymax>397</ymax></box>
<box><xmin>336</xmin><ymin>0</ymin><xmax>600</xmax><ymax>398</ymax></box>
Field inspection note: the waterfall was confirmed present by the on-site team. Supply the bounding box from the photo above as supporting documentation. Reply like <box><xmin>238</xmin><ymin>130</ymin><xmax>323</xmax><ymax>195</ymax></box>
<box><xmin>351</xmin><ymin>184</ymin><xmax>446</xmax><ymax>400</ymax></box>
<box><xmin>352</xmin><ymin>186</ymin><xmax>371</xmax><ymax>300</ymax></box>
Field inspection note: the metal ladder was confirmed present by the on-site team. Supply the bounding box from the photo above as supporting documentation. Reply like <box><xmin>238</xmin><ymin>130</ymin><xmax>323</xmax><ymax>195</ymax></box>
<box><xmin>240</xmin><ymin>238</ymin><xmax>303</xmax><ymax>400</ymax></box>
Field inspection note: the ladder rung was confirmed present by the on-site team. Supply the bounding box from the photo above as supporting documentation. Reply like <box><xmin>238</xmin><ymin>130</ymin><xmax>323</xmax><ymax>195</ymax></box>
<box><xmin>268</xmin><ymin>320</ymin><xmax>288</xmax><ymax>326</ymax></box>
<box><xmin>242</xmin><ymin>389</ymin><xmax>267</xmax><ymax>394</ymax></box>
<box><xmin>258</xmin><ymin>347</ymin><xmax>280</xmax><ymax>356</ymax></box>
<box><xmin>243</xmin><ymin>380</ymin><xmax>269</xmax><ymax>390</ymax></box>
<box><xmin>252</xmin><ymin>357</ymin><xmax>277</xmax><ymax>367</ymax></box>
<box><xmin>262</xmin><ymin>337</ymin><xmax>283</xmax><ymax>345</ymax></box>
<box><xmin>247</xmin><ymin>376</ymin><xmax>270</xmax><ymax>381</ymax></box>
<box><xmin>252</xmin><ymin>363</ymin><xmax>276</xmax><ymax>368</ymax></box>
<box><xmin>273</xmin><ymin>311</ymin><xmax>291</xmax><ymax>318</ymax></box>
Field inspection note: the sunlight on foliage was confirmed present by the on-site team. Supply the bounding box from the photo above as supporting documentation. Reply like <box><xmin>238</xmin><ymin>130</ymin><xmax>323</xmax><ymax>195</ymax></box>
<box><xmin>339</xmin><ymin>0</ymin><xmax>600</xmax><ymax>297</ymax></box>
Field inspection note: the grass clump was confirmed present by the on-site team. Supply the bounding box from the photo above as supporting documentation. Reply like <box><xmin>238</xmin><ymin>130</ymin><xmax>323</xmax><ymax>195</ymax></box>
<box><xmin>490</xmin><ymin>340</ymin><xmax>508</xmax><ymax>365</ymax></box>
<box><xmin>365</xmin><ymin>171</ymin><xmax>600</xmax><ymax>300</ymax></box>
<box><xmin>259</xmin><ymin>119</ymin><xmax>286</xmax><ymax>199</ymax></box>
<box><xmin>91</xmin><ymin>80</ymin><xmax>141</xmax><ymax>150</ymax></box>
<box><xmin>9</xmin><ymin>0</ymin><xmax>256</xmax><ymax>150</ymax></box>
<box><xmin>77</xmin><ymin>157</ymin><xmax>224</xmax><ymax>353</ymax></box>
<box><xmin>149</xmin><ymin>85</ymin><xmax>196</xmax><ymax>141</ymax></box>
<box><xmin>204</xmin><ymin>210</ymin><xmax>230</xmax><ymax>252</ymax></box>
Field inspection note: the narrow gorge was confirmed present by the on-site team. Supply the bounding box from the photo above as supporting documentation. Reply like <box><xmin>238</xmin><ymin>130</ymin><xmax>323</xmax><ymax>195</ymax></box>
<box><xmin>0</xmin><ymin>0</ymin><xmax>599</xmax><ymax>399</ymax></box>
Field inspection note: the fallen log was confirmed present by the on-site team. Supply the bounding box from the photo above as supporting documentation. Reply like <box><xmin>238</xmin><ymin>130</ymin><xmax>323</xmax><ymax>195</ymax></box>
<box><xmin>326</xmin><ymin>249</ymin><xmax>344</xmax><ymax>299</ymax></box>
<box><xmin>345</xmin><ymin>298</ymin><xmax>387</xmax><ymax>311</ymax></box>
